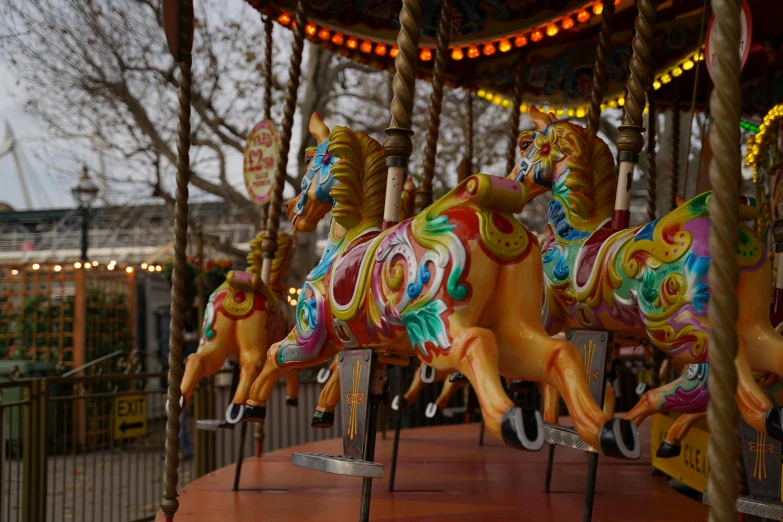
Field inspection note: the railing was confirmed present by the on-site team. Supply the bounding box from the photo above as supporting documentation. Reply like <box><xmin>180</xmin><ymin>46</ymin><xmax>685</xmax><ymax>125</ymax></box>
<box><xmin>0</xmin><ymin>367</ymin><xmax>469</xmax><ymax>522</ymax></box>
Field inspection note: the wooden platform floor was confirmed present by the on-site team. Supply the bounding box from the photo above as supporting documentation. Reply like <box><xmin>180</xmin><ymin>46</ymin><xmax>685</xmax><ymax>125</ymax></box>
<box><xmin>159</xmin><ymin>421</ymin><xmax>707</xmax><ymax>521</ymax></box>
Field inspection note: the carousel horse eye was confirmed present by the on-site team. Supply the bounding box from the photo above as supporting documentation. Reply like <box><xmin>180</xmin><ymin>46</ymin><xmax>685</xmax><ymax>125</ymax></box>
<box><xmin>521</xmin><ymin>141</ymin><xmax>531</xmax><ymax>150</ymax></box>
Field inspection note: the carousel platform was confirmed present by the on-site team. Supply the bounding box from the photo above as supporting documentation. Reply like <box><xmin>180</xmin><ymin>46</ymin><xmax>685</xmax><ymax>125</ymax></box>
<box><xmin>158</xmin><ymin>420</ymin><xmax>707</xmax><ymax>521</ymax></box>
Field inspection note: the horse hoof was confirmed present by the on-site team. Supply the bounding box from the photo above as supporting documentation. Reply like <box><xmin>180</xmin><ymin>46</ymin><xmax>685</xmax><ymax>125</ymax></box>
<box><xmin>316</xmin><ymin>368</ymin><xmax>332</xmax><ymax>384</ymax></box>
<box><xmin>311</xmin><ymin>410</ymin><xmax>334</xmax><ymax>428</ymax></box>
<box><xmin>655</xmin><ymin>442</ymin><xmax>681</xmax><ymax>459</ymax></box>
<box><xmin>286</xmin><ymin>397</ymin><xmax>299</xmax><ymax>407</ymax></box>
<box><xmin>766</xmin><ymin>409</ymin><xmax>783</xmax><ymax>441</ymax></box>
<box><xmin>391</xmin><ymin>395</ymin><xmax>406</xmax><ymax>411</ymax></box>
<box><xmin>241</xmin><ymin>404</ymin><xmax>266</xmax><ymax>423</ymax></box>
<box><xmin>599</xmin><ymin>419</ymin><xmax>641</xmax><ymax>459</ymax></box>
<box><xmin>420</xmin><ymin>365</ymin><xmax>436</xmax><ymax>384</ymax></box>
<box><xmin>501</xmin><ymin>408</ymin><xmax>544</xmax><ymax>451</ymax></box>
<box><xmin>225</xmin><ymin>403</ymin><xmax>244</xmax><ymax>425</ymax></box>
<box><xmin>425</xmin><ymin>403</ymin><xmax>439</xmax><ymax>418</ymax></box>
<box><xmin>448</xmin><ymin>372</ymin><xmax>468</xmax><ymax>384</ymax></box>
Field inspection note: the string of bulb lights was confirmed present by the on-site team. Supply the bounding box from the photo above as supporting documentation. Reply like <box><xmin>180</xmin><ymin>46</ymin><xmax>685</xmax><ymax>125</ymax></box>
<box><xmin>276</xmin><ymin>0</ymin><xmax>617</xmax><ymax>63</ymax></box>
<box><xmin>8</xmin><ymin>261</ymin><xmax>168</xmax><ymax>274</ymax></box>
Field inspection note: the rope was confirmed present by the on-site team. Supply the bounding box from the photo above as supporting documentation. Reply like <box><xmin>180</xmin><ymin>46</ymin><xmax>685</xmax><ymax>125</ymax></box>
<box><xmin>682</xmin><ymin>0</ymin><xmax>709</xmax><ymax>199</ymax></box>
<box><xmin>588</xmin><ymin>0</ymin><xmax>615</xmax><ymax>132</ymax></box>
<box><xmin>417</xmin><ymin>0</ymin><xmax>454</xmax><ymax>212</ymax></box>
<box><xmin>466</xmin><ymin>90</ymin><xmax>474</xmax><ymax>178</ymax></box>
<box><xmin>705</xmin><ymin>0</ymin><xmax>742</xmax><ymax>520</ymax></box>
<box><xmin>646</xmin><ymin>87</ymin><xmax>657</xmax><ymax>222</ymax></box>
<box><xmin>505</xmin><ymin>58</ymin><xmax>526</xmax><ymax>175</ymax></box>
<box><xmin>261</xmin><ymin>0</ymin><xmax>309</xmax><ymax>272</ymax></box>
<box><xmin>263</xmin><ymin>16</ymin><xmax>273</xmax><ymax>122</ymax></box>
<box><xmin>671</xmin><ymin>78</ymin><xmax>681</xmax><ymax>210</ymax></box>
<box><xmin>161</xmin><ymin>1</ymin><xmax>194</xmax><ymax>519</ymax></box>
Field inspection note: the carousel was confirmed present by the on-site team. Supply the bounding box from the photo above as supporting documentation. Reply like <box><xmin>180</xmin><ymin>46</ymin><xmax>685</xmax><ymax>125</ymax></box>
<box><xmin>155</xmin><ymin>0</ymin><xmax>783</xmax><ymax>520</ymax></box>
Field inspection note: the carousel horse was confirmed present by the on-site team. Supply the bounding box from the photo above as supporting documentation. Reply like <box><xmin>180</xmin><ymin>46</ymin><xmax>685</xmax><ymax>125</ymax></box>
<box><xmin>238</xmin><ymin>113</ymin><xmax>640</xmax><ymax>459</ymax></box>
<box><xmin>179</xmin><ymin>232</ymin><xmax>297</xmax><ymax>423</ymax></box>
<box><xmin>391</xmin><ymin>365</ymin><xmax>469</xmax><ymax>417</ymax></box>
<box><xmin>508</xmin><ymin>106</ymin><xmax>783</xmax><ymax>442</ymax></box>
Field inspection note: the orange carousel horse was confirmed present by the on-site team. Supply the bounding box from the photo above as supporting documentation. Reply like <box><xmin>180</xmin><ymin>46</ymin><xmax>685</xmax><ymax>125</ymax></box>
<box><xmin>179</xmin><ymin>232</ymin><xmax>298</xmax><ymax>423</ymax></box>
<box><xmin>239</xmin><ymin>113</ymin><xmax>640</xmax><ymax>458</ymax></box>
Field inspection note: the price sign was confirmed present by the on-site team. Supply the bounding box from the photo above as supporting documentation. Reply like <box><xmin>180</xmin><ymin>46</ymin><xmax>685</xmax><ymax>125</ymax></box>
<box><xmin>243</xmin><ymin>120</ymin><xmax>279</xmax><ymax>205</ymax></box>
<box><xmin>705</xmin><ymin>0</ymin><xmax>752</xmax><ymax>79</ymax></box>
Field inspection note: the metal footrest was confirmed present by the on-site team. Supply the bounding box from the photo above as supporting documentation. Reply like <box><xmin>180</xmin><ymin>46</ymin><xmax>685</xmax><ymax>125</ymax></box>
<box><xmin>196</xmin><ymin>419</ymin><xmax>231</xmax><ymax>431</ymax></box>
<box><xmin>702</xmin><ymin>491</ymin><xmax>783</xmax><ymax>519</ymax></box>
<box><xmin>441</xmin><ymin>406</ymin><xmax>467</xmax><ymax>418</ymax></box>
<box><xmin>291</xmin><ymin>452</ymin><xmax>384</xmax><ymax>478</ymax></box>
<box><xmin>543</xmin><ymin>423</ymin><xmax>597</xmax><ymax>453</ymax></box>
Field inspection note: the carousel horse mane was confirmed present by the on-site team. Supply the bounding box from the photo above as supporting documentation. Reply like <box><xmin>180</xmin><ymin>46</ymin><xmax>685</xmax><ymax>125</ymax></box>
<box><xmin>528</xmin><ymin>107</ymin><xmax>616</xmax><ymax>227</ymax></box>
<box><xmin>399</xmin><ymin>177</ymin><xmax>417</xmax><ymax>222</ymax></box>
<box><xmin>328</xmin><ymin>126</ymin><xmax>387</xmax><ymax>230</ymax></box>
<box><xmin>245</xmin><ymin>232</ymin><xmax>294</xmax><ymax>295</ymax></box>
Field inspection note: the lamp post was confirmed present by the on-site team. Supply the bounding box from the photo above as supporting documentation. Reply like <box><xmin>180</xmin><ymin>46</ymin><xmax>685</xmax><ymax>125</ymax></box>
<box><xmin>72</xmin><ymin>166</ymin><xmax>99</xmax><ymax>262</ymax></box>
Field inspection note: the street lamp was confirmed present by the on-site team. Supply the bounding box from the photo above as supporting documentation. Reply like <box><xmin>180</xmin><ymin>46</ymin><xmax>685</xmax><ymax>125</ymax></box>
<box><xmin>72</xmin><ymin>166</ymin><xmax>99</xmax><ymax>262</ymax></box>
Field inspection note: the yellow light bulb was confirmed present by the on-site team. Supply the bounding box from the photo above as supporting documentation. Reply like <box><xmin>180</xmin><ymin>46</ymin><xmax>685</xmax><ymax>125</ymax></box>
<box><xmin>653</xmin><ymin>80</ymin><xmax>661</xmax><ymax>90</ymax></box>
<box><xmin>682</xmin><ymin>60</ymin><xmax>694</xmax><ymax>71</ymax></box>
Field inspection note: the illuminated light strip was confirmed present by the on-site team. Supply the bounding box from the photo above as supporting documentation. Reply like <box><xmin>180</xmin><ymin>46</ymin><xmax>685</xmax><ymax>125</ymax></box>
<box><xmin>274</xmin><ymin>0</ymin><xmax>616</xmax><ymax>62</ymax></box>
<box><xmin>745</xmin><ymin>103</ymin><xmax>783</xmax><ymax>171</ymax></box>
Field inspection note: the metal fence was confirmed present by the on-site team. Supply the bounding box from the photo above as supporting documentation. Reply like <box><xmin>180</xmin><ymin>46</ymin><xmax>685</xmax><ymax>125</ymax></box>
<box><xmin>0</xmin><ymin>366</ymin><xmax>468</xmax><ymax>522</ymax></box>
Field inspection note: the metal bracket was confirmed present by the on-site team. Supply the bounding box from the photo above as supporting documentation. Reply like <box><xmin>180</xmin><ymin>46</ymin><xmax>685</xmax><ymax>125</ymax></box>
<box><xmin>196</xmin><ymin>419</ymin><xmax>231</xmax><ymax>431</ymax></box>
<box><xmin>291</xmin><ymin>452</ymin><xmax>383</xmax><ymax>478</ymax></box>
<box><xmin>543</xmin><ymin>423</ymin><xmax>598</xmax><ymax>453</ymax></box>
<box><xmin>702</xmin><ymin>491</ymin><xmax>783</xmax><ymax>519</ymax></box>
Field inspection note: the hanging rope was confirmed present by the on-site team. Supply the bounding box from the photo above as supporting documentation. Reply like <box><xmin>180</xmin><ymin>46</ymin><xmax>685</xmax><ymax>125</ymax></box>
<box><xmin>261</xmin><ymin>0</ymin><xmax>310</xmax><ymax>280</ymax></box>
<box><xmin>588</xmin><ymin>0</ymin><xmax>615</xmax><ymax>132</ymax></box>
<box><xmin>613</xmin><ymin>0</ymin><xmax>659</xmax><ymax>229</ymax></box>
<box><xmin>263</xmin><ymin>16</ymin><xmax>273</xmax><ymax>121</ymax></box>
<box><xmin>646</xmin><ymin>88</ymin><xmax>657</xmax><ymax>222</ymax></box>
<box><xmin>670</xmin><ymin>79</ymin><xmax>681</xmax><ymax>210</ymax></box>
<box><xmin>505</xmin><ymin>57</ymin><xmax>526</xmax><ymax>175</ymax></box>
<box><xmin>706</xmin><ymin>0</ymin><xmax>742</xmax><ymax>519</ymax></box>
<box><xmin>161</xmin><ymin>0</ymin><xmax>194</xmax><ymax>519</ymax></box>
<box><xmin>682</xmin><ymin>0</ymin><xmax>709</xmax><ymax>200</ymax></box>
<box><xmin>382</xmin><ymin>0</ymin><xmax>422</xmax><ymax>230</ymax></box>
<box><xmin>417</xmin><ymin>0</ymin><xmax>454</xmax><ymax>212</ymax></box>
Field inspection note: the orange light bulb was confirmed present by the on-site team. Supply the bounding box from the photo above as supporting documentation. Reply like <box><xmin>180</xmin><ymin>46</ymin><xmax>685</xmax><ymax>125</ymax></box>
<box><xmin>451</xmin><ymin>47</ymin><xmax>464</xmax><ymax>60</ymax></box>
<box><xmin>514</xmin><ymin>35</ymin><xmax>528</xmax><ymax>47</ymax></box>
<box><xmin>561</xmin><ymin>17</ymin><xmax>575</xmax><ymax>30</ymax></box>
<box><xmin>593</xmin><ymin>3</ymin><xmax>604</xmax><ymax>15</ymax></box>
<box><xmin>482</xmin><ymin>43</ymin><xmax>496</xmax><ymax>56</ymax></box>
<box><xmin>346</xmin><ymin>37</ymin><xmax>358</xmax><ymax>49</ymax></box>
<box><xmin>577</xmin><ymin>10</ymin><xmax>591</xmax><ymax>23</ymax></box>
<box><xmin>545</xmin><ymin>24</ymin><xmax>559</xmax><ymax>37</ymax></box>
<box><xmin>277</xmin><ymin>13</ymin><xmax>291</xmax><ymax>25</ymax></box>
<box><xmin>419</xmin><ymin>48</ymin><xmax>433</xmax><ymax>61</ymax></box>
<box><xmin>317</xmin><ymin>28</ymin><xmax>330</xmax><ymax>40</ymax></box>
<box><xmin>467</xmin><ymin>45</ymin><xmax>480</xmax><ymax>58</ymax></box>
<box><xmin>390</xmin><ymin>46</ymin><xmax>399</xmax><ymax>58</ymax></box>
<box><xmin>498</xmin><ymin>39</ymin><xmax>512</xmax><ymax>52</ymax></box>
<box><xmin>374</xmin><ymin>44</ymin><xmax>387</xmax><ymax>56</ymax></box>
<box><xmin>530</xmin><ymin>29</ymin><xmax>544</xmax><ymax>42</ymax></box>
<box><xmin>305</xmin><ymin>23</ymin><xmax>317</xmax><ymax>36</ymax></box>
<box><xmin>331</xmin><ymin>32</ymin><xmax>344</xmax><ymax>46</ymax></box>
<box><xmin>360</xmin><ymin>40</ymin><xmax>372</xmax><ymax>53</ymax></box>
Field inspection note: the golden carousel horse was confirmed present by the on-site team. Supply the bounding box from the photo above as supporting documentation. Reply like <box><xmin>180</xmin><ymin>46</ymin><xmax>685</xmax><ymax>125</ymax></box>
<box><xmin>238</xmin><ymin>113</ymin><xmax>640</xmax><ymax>458</ymax></box>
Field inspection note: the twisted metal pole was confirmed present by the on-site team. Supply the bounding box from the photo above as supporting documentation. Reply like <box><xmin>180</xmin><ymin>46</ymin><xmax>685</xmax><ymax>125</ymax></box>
<box><xmin>417</xmin><ymin>0</ymin><xmax>453</xmax><ymax>212</ymax></box>
<box><xmin>587</xmin><ymin>0</ymin><xmax>615</xmax><ymax>132</ymax></box>
<box><xmin>706</xmin><ymin>0</ymin><xmax>742</xmax><ymax>519</ymax></box>
<box><xmin>161</xmin><ymin>0</ymin><xmax>194</xmax><ymax>519</ymax></box>
<box><xmin>466</xmin><ymin>90</ymin><xmax>474</xmax><ymax>178</ymax></box>
<box><xmin>382</xmin><ymin>0</ymin><xmax>422</xmax><ymax>230</ymax></box>
<box><xmin>613</xmin><ymin>0</ymin><xmax>659</xmax><ymax>229</ymax></box>
<box><xmin>646</xmin><ymin>88</ymin><xmax>657</xmax><ymax>222</ymax></box>
<box><xmin>260</xmin><ymin>0</ymin><xmax>309</xmax><ymax>280</ymax></box>
<box><xmin>670</xmin><ymin>78</ymin><xmax>681</xmax><ymax>210</ymax></box>
<box><xmin>505</xmin><ymin>57</ymin><xmax>526</xmax><ymax>175</ymax></box>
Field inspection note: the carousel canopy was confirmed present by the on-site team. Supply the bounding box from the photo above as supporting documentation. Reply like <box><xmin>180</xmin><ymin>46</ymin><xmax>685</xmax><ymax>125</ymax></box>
<box><xmin>247</xmin><ymin>0</ymin><xmax>783</xmax><ymax>117</ymax></box>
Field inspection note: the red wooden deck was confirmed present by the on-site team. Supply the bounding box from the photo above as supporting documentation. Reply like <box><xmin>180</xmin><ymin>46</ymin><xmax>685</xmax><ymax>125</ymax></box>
<box><xmin>159</xmin><ymin>421</ymin><xmax>707</xmax><ymax>521</ymax></box>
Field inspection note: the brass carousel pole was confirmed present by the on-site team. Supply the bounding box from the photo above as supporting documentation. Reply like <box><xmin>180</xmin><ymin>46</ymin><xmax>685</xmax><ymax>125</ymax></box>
<box><xmin>161</xmin><ymin>0</ymin><xmax>194</xmax><ymax>519</ymax></box>
<box><xmin>505</xmin><ymin>57</ymin><xmax>525</xmax><ymax>175</ymax></box>
<box><xmin>587</xmin><ymin>0</ymin><xmax>615</xmax><ymax>133</ymax></box>
<box><xmin>416</xmin><ymin>0</ymin><xmax>453</xmax><ymax>212</ymax></box>
<box><xmin>646</xmin><ymin>86</ymin><xmax>658</xmax><ymax>223</ymax></box>
<box><xmin>706</xmin><ymin>0</ymin><xmax>742</xmax><ymax>519</ymax></box>
<box><xmin>613</xmin><ymin>0</ymin><xmax>659</xmax><ymax>230</ymax></box>
<box><xmin>670</xmin><ymin>79</ymin><xmax>681</xmax><ymax>210</ymax></box>
<box><xmin>465</xmin><ymin>91</ymin><xmax>474</xmax><ymax>179</ymax></box>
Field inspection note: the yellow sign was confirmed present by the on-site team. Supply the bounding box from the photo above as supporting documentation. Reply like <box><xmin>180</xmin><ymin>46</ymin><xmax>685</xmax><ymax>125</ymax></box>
<box><xmin>114</xmin><ymin>394</ymin><xmax>147</xmax><ymax>440</ymax></box>
<box><xmin>650</xmin><ymin>413</ymin><xmax>709</xmax><ymax>492</ymax></box>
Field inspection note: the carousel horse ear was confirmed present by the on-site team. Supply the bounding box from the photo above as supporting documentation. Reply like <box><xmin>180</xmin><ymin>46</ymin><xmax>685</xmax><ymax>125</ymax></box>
<box><xmin>548</xmin><ymin>112</ymin><xmax>557</xmax><ymax>122</ymax></box>
<box><xmin>309</xmin><ymin>112</ymin><xmax>331</xmax><ymax>144</ymax></box>
<box><xmin>675</xmin><ymin>195</ymin><xmax>686</xmax><ymax>207</ymax></box>
<box><xmin>528</xmin><ymin>105</ymin><xmax>550</xmax><ymax>131</ymax></box>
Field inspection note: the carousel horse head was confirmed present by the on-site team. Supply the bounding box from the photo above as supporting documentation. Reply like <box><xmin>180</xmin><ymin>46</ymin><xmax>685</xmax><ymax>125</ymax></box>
<box><xmin>510</xmin><ymin>106</ymin><xmax>616</xmax><ymax>229</ymax></box>
<box><xmin>286</xmin><ymin>112</ymin><xmax>387</xmax><ymax>232</ymax></box>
